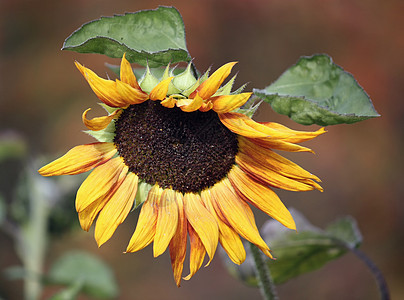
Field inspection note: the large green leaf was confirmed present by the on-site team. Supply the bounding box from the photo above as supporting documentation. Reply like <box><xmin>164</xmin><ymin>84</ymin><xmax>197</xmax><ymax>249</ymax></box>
<box><xmin>254</xmin><ymin>54</ymin><xmax>380</xmax><ymax>125</ymax></box>
<box><xmin>47</xmin><ymin>251</ymin><xmax>118</xmax><ymax>299</ymax></box>
<box><xmin>63</xmin><ymin>6</ymin><xmax>190</xmax><ymax>67</ymax></box>
<box><xmin>222</xmin><ymin>209</ymin><xmax>362</xmax><ymax>286</ymax></box>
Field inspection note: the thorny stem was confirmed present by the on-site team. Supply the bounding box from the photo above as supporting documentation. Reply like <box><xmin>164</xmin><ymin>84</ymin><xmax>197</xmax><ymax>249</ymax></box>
<box><xmin>249</xmin><ymin>243</ymin><xmax>278</xmax><ymax>300</ymax></box>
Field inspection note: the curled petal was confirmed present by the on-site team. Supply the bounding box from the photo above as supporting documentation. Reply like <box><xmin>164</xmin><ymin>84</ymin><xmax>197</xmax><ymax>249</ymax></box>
<box><xmin>161</xmin><ymin>96</ymin><xmax>177</xmax><ymax>108</ymax></box>
<box><xmin>120</xmin><ymin>53</ymin><xmax>142</xmax><ymax>90</ymax></box>
<box><xmin>75</xmin><ymin>61</ymin><xmax>127</xmax><ymax>107</ymax></box>
<box><xmin>95</xmin><ymin>172</ymin><xmax>138</xmax><ymax>247</ymax></box>
<box><xmin>153</xmin><ymin>189</ymin><xmax>179</xmax><ymax>257</ymax></box>
<box><xmin>82</xmin><ymin>108</ymin><xmax>121</xmax><ymax>131</ymax></box>
<box><xmin>169</xmin><ymin>193</ymin><xmax>187</xmax><ymax>286</ymax></box>
<box><xmin>38</xmin><ymin>143</ymin><xmax>117</xmax><ymax>176</ymax></box>
<box><xmin>228</xmin><ymin>166</ymin><xmax>296</xmax><ymax>230</ymax></box>
<box><xmin>259</xmin><ymin>122</ymin><xmax>326</xmax><ymax>143</ymax></box>
<box><xmin>126</xmin><ymin>185</ymin><xmax>162</xmax><ymax>253</ymax></box>
<box><xmin>236</xmin><ymin>152</ymin><xmax>321</xmax><ymax>191</ymax></box>
<box><xmin>239</xmin><ymin>137</ymin><xmax>321</xmax><ymax>181</ymax></box>
<box><xmin>199</xmin><ymin>101</ymin><xmax>214</xmax><ymax>112</ymax></box>
<box><xmin>115</xmin><ymin>80</ymin><xmax>149</xmax><ymax>104</ymax></box>
<box><xmin>177</xmin><ymin>93</ymin><xmax>204</xmax><ymax>112</ymax></box>
<box><xmin>149</xmin><ymin>77</ymin><xmax>174</xmax><ymax>101</ymax></box>
<box><xmin>190</xmin><ymin>62</ymin><xmax>237</xmax><ymax>100</ymax></box>
<box><xmin>211</xmin><ymin>92</ymin><xmax>252</xmax><ymax>113</ymax></box>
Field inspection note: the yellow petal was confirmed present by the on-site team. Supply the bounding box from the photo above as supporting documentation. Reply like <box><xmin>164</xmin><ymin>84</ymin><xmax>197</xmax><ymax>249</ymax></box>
<box><xmin>153</xmin><ymin>189</ymin><xmax>179</xmax><ymax>257</ymax></box>
<box><xmin>239</xmin><ymin>137</ymin><xmax>321</xmax><ymax>181</ymax></box>
<box><xmin>210</xmin><ymin>179</ymin><xmax>271</xmax><ymax>257</ymax></box>
<box><xmin>169</xmin><ymin>192</ymin><xmax>187</xmax><ymax>286</ymax></box>
<box><xmin>94</xmin><ymin>172</ymin><xmax>138</xmax><ymax>247</ymax></box>
<box><xmin>249</xmin><ymin>137</ymin><xmax>314</xmax><ymax>152</ymax></box>
<box><xmin>120</xmin><ymin>53</ymin><xmax>142</xmax><ymax>90</ymax></box>
<box><xmin>161</xmin><ymin>95</ymin><xmax>177</xmax><ymax>108</ymax></box>
<box><xmin>126</xmin><ymin>185</ymin><xmax>161</xmax><ymax>253</ymax></box>
<box><xmin>201</xmin><ymin>189</ymin><xmax>246</xmax><ymax>265</ymax></box>
<box><xmin>115</xmin><ymin>80</ymin><xmax>149</xmax><ymax>104</ymax></box>
<box><xmin>75</xmin><ymin>157</ymin><xmax>127</xmax><ymax>213</ymax></box>
<box><xmin>190</xmin><ymin>62</ymin><xmax>237</xmax><ymax>100</ymax></box>
<box><xmin>184</xmin><ymin>224</ymin><xmax>206</xmax><ymax>281</ymax></box>
<box><xmin>236</xmin><ymin>153</ymin><xmax>319</xmax><ymax>192</ymax></box>
<box><xmin>149</xmin><ymin>77</ymin><xmax>174</xmax><ymax>101</ymax></box>
<box><xmin>219</xmin><ymin>112</ymin><xmax>270</xmax><ymax>138</ymax></box>
<box><xmin>228</xmin><ymin>166</ymin><xmax>296</xmax><ymax>230</ymax></box>
<box><xmin>177</xmin><ymin>93</ymin><xmax>204</xmax><ymax>112</ymax></box>
<box><xmin>260</xmin><ymin>122</ymin><xmax>326</xmax><ymax>143</ymax></box>
<box><xmin>211</xmin><ymin>92</ymin><xmax>252</xmax><ymax>113</ymax></box>
<box><xmin>220</xmin><ymin>113</ymin><xmax>316</xmax><ymax>152</ymax></box>
<box><xmin>183</xmin><ymin>192</ymin><xmax>219</xmax><ymax>263</ymax></box>
<box><xmin>38</xmin><ymin>143</ymin><xmax>117</xmax><ymax>176</ymax></box>
<box><xmin>75</xmin><ymin>61</ymin><xmax>128</xmax><ymax>107</ymax></box>
<box><xmin>78</xmin><ymin>159</ymin><xmax>128</xmax><ymax>231</ymax></box>
<box><xmin>82</xmin><ymin>108</ymin><xmax>121</xmax><ymax>131</ymax></box>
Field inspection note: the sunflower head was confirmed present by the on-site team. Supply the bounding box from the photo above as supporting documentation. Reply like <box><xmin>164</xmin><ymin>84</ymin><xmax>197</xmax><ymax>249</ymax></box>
<box><xmin>39</xmin><ymin>55</ymin><xmax>325</xmax><ymax>286</ymax></box>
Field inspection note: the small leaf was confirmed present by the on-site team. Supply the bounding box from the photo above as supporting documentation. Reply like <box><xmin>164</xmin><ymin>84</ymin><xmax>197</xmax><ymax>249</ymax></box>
<box><xmin>47</xmin><ymin>251</ymin><xmax>118</xmax><ymax>299</ymax></box>
<box><xmin>63</xmin><ymin>6</ymin><xmax>190</xmax><ymax>67</ymax></box>
<box><xmin>254</xmin><ymin>54</ymin><xmax>380</xmax><ymax>126</ymax></box>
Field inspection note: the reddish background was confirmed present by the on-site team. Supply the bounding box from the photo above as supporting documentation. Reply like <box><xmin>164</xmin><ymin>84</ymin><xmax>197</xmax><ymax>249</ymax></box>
<box><xmin>1</xmin><ymin>0</ymin><xmax>403</xmax><ymax>299</ymax></box>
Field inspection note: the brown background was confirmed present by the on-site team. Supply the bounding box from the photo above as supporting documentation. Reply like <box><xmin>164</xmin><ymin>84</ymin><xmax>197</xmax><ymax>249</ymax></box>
<box><xmin>1</xmin><ymin>0</ymin><xmax>403</xmax><ymax>299</ymax></box>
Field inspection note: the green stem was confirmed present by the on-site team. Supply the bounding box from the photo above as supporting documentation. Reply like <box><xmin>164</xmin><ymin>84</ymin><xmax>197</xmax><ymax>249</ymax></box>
<box><xmin>249</xmin><ymin>243</ymin><xmax>278</xmax><ymax>300</ymax></box>
<box><xmin>349</xmin><ymin>247</ymin><xmax>390</xmax><ymax>300</ymax></box>
<box><xmin>17</xmin><ymin>174</ymin><xmax>50</xmax><ymax>300</ymax></box>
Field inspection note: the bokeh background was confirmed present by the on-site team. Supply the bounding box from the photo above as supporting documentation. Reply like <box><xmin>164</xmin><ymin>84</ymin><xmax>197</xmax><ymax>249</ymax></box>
<box><xmin>1</xmin><ymin>0</ymin><xmax>403</xmax><ymax>299</ymax></box>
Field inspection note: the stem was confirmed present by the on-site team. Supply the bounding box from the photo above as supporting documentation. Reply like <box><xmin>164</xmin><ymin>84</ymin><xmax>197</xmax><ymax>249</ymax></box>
<box><xmin>17</xmin><ymin>174</ymin><xmax>51</xmax><ymax>300</ymax></box>
<box><xmin>349</xmin><ymin>246</ymin><xmax>390</xmax><ymax>300</ymax></box>
<box><xmin>249</xmin><ymin>243</ymin><xmax>278</xmax><ymax>300</ymax></box>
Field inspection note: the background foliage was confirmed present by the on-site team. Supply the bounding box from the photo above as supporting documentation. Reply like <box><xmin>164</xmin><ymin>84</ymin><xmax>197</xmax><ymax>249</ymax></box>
<box><xmin>1</xmin><ymin>0</ymin><xmax>403</xmax><ymax>299</ymax></box>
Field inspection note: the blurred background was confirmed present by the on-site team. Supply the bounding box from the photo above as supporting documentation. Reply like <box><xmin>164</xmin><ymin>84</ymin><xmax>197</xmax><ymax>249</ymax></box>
<box><xmin>1</xmin><ymin>0</ymin><xmax>403</xmax><ymax>299</ymax></box>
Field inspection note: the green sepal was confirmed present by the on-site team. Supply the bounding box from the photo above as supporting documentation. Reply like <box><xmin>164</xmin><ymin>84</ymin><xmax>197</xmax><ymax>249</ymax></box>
<box><xmin>63</xmin><ymin>7</ymin><xmax>190</xmax><ymax>68</ymax></box>
<box><xmin>139</xmin><ymin>65</ymin><xmax>160</xmax><ymax>93</ymax></box>
<box><xmin>133</xmin><ymin>181</ymin><xmax>153</xmax><ymax>211</ymax></box>
<box><xmin>254</xmin><ymin>54</ymin><xmax>380</xmax><ymax>126</ymax></box>
<box><xmin>213</xmin><ymin>75</ymin><xmax>237</xmax><ymax>96</ymax></box>
<box><xmin>84</xmin><ymin>121</ymin><xmax>116</xmax><ymax>143</ymax></box>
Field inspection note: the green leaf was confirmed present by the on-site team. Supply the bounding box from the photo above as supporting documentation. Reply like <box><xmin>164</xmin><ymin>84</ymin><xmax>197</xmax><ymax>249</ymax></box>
<box><xmin>254</xmin><ymin>54</ymin><xmax>380</xmax><ymax>126</ymax></box>
<box><xmin>47</xmin><ymin>251</ymin><xmax>118</xmax><ymax>299</ymax></box>
<box><xmin>223</xmin><ymin>209</ymin><xmax>362</xmax><ymax>286</ymax></box>
<box><xmin>63</xmin><ymin>6</ymin><xmax>190</xmax><ymax>67</ymax></box>
<box><xmin>48</xmin><ymin>281</ymin><xmax>83</xmax><ymax>300</ymax></box>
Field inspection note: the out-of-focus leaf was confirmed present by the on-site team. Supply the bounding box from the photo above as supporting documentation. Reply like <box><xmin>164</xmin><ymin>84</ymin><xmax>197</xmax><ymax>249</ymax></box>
<box><xmin>48</xmin><ymin>281</ymin><xmax>83</xmax><ymax>300</ymax></box>
<box><xmin>0</xmin><ymin>133</ymin><xmax>26</xmax><ymax>162</ymax></box>
<box><xmin>254</xmin><ymin>54</ymin><xmax>380</xmax><ymax>126</ymax></box>
<box><xmin>63</xmin><ymin>6</ymin><xmax>190</xmax><ymax>67</ymax></box>
<box><xmin>47</xmin><ymin>251</ymin><xmax>118</xmax><ymax>299</ymax></box>
<box><xmin>223</xmin><ymin>209</ymin><xmax>362</xmax><ymax>286</ymax></box>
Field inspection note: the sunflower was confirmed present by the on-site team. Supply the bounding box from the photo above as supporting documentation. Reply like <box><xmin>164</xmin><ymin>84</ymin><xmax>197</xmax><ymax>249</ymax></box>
<box><xmin>39</xmin><ymin>54</ymin><xmax>325</xmax><ymax>286</ymax></box>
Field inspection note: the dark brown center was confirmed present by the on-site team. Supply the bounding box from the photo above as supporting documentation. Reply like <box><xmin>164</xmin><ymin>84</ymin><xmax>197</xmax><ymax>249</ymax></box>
<box><xmin>113</xmin><ymin>100</ymin><xmax>238</xmax><ymax>193</ymax></box>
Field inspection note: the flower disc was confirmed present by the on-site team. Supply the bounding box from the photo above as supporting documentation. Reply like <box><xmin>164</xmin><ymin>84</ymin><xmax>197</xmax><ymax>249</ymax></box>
<box><xmin>114</xmin><ymin>100</ymin><xmax>239</xmax><ymax>193</ymax></box>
